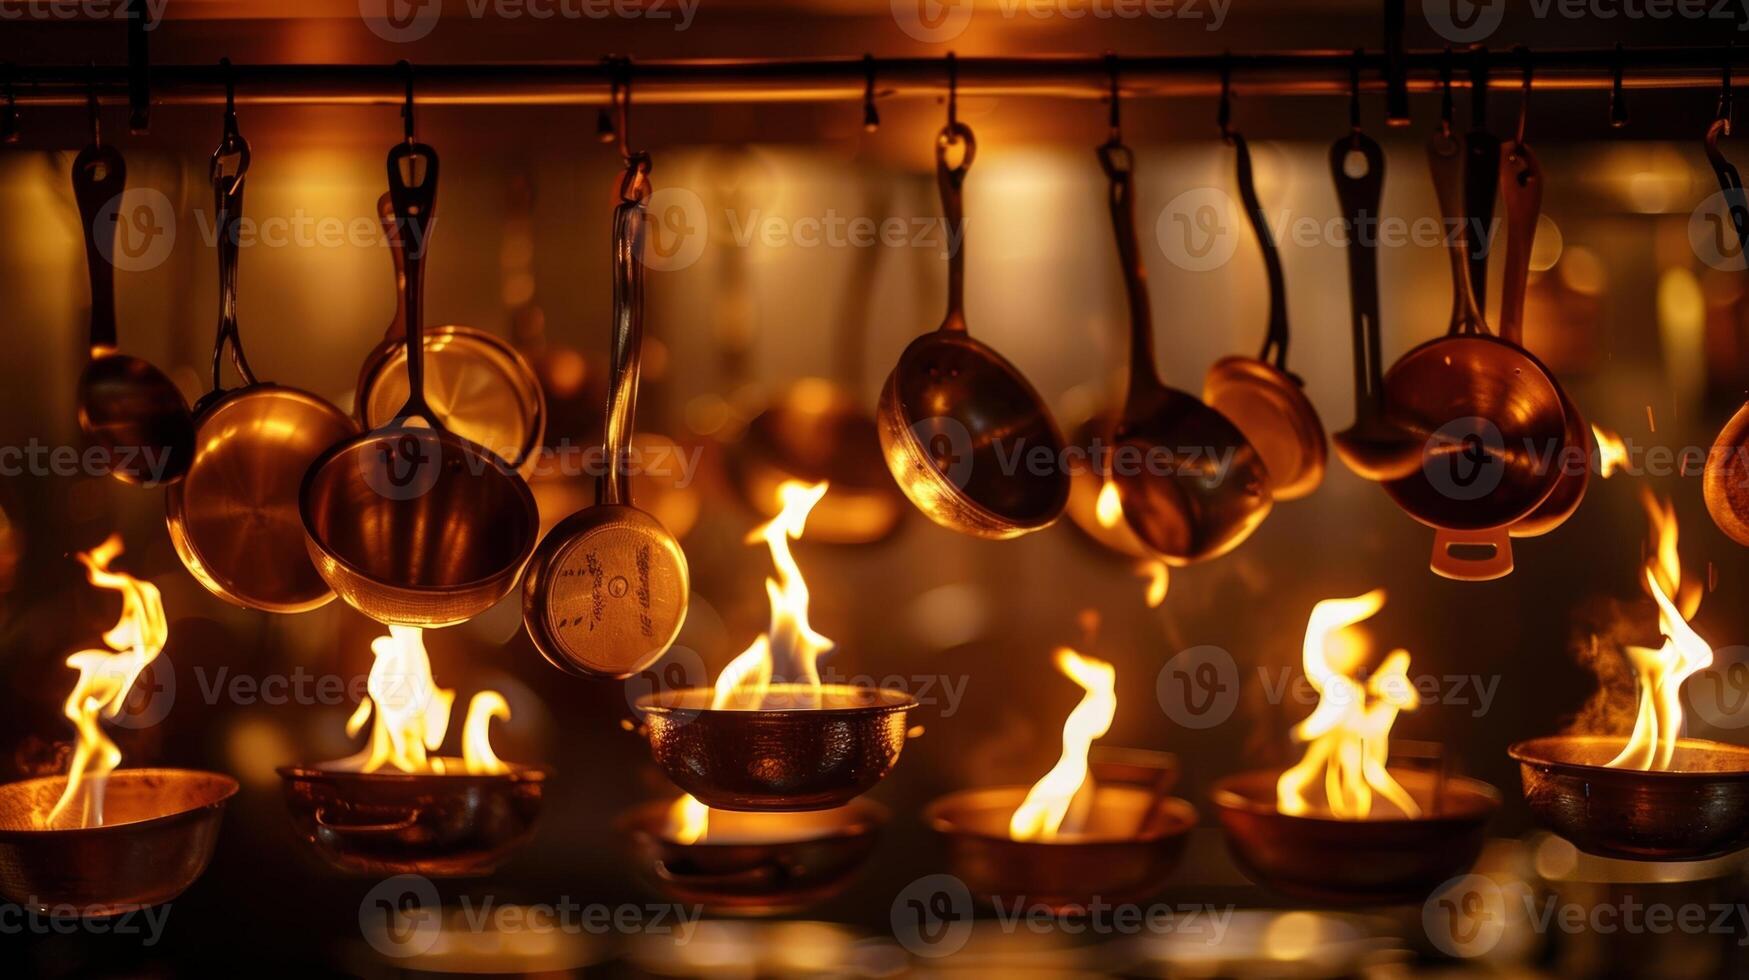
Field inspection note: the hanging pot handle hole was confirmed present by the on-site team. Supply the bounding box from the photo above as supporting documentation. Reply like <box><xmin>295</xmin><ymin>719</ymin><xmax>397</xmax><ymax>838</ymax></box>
<box><xmin>1431</xmin><ymin>527</ymin><xmax>1514</xmax><ymax>581</ymax></box>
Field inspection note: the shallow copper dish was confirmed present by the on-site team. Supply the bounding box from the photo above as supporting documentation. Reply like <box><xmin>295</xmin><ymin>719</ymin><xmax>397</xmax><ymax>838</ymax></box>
<box><xmin>636</xmin><ymin>684</ymin><xmax>916</xmax><ymax>811</ymax></box>
<box><xmin>277</xmin><ymin>763</ymin><xmax>548</xmax><ymax>877</ymax></box>
<box><xmin>1509</xmin><ymin>735</ymin><xmax>1749</xmax><ymax>862</ymax></box>
<box><xmin>618</xmin><ymin>798</ymin><xmax>885</xmax><ymax>915</ymax></box>
<box><xmin>0</xmin><ymin>769</ymin><xmax>237</xmax><ymax>916</ymax></box>
<box><xmin>1212</xmin><ymin>768</ymin><xmax>1500</xmax><ymax>905</ymax></box>
<box><xmin>926</xmin><ymin>784</ymin><xmax>1196</xmax><ymax>912</ymax></box>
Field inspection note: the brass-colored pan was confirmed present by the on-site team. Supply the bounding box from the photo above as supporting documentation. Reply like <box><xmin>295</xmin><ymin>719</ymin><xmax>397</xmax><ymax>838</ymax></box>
<box><xmin>1700</xmin><ymin>118</ymin><xmax>1749</xmax><ymax>545</ymax></box>
<box><xmin>167</xmin><ymin>112</ymin><xmax>357</xmax><ymax>613</ymax></box>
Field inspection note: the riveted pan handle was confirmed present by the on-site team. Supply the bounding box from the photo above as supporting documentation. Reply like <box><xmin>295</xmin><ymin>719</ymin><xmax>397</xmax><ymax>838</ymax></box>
<box><xmin>935</xmin><ymin>122</ymin><xmax>975</xmax><ymax>334</ymax></box>
<box><xmin>71</xmin><ymin>142</ymin><xmax>126</xmax><ymax>353</ymax></box>
<box><xmin>1497</xmin><ymin>140</ymin><xmax>1542</xmax><ymax>348</ymax></box>
<box><xmin>385</xmin><ymin>139</ymin><xmax>442</xmax><ymax>431</ymax></box>
<box><xmin>1099</xmin><ymin>138</ymin><xmax>1162</xmax><ymax>402</ymax></box>
<box><xmin>601</xmin><ymin>154</ymin><xmax>651</xmax><ymax>507</ymax></box>
<box><xmin>207</xmin><ymin>116</ymin><xmax>256</xmax><ymax>399</ymax></box>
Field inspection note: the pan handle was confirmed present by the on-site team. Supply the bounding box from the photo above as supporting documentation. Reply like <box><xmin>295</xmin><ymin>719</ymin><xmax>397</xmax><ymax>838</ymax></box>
<box><xmin>935</xmin><ymin>122</ymin><xmax>975</xmax><ymax>333</ymax></box>
<box><xmin>1430</xmin><ymin>526</ymin><xmax>1514</xmax><ymax>581</ymax></box>
<box><xmin>1229</xmin><ymin>132</ymin><xmax>1291</xmax><ymax>374</ymax></box>
<box><xmin>313</xmin><ymin>805</ymin><xmax>422</xmax><ymax>835</ymax></box>
<box><xmin>208</xmin><ymin>120</ymin><xmax>257</xmax><ymax>396</ymax></box>
<box><xmin>1099</xmin><ymin>138</ymin><xmax>1162</xmax><ymax>401</ymax></box>
<box><xmin>1329</xmin><ymin>132</ymin><xmax>1386</xmax><ymax>414</ymax></box>
<box><xmin>70</xmin><ymin>142</ymin><xmax>127</xmax><ymax>353</ymax></box>
<box><xmin>601</xmin><ymin>155</ymin><xmax>652</xmax><ymax>507</ymax></box>
<box><xmin>1496</xmin><ymin>141</ymin><xmax>1542</xmax><ymax>348</ymax></box>
<box><xmin>1705</xmin><ymin>119</ymin><xmax>1749</xmax><ymax>263</ymax></box>
<box><xmin>385</xmin><ymin>139</ymin><xmax>443</xmax><ymax>430</ymax></box>
<box><xmin>1428</xmin><ymin>129</ymin><xmax>1491</xmax><ymax>338</ymax></box>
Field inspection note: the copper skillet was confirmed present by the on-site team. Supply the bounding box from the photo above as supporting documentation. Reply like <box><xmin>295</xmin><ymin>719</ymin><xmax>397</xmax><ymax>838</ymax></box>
<box><xmin>71</xmin><ymin>133</ymin><xmax>194</xmax><ymax>487</ymax></box>
<box><xmin>876</xmin><ymin>121</ymin><xmax>1069</xmax><ymax>539</ymax></box>
<box><xmin>1379</xmin><ymin>127</ymin><xmax>1566</xmax><ymax>581</ymax></box>
<box><xmin>356</xmin><ymin>194</ymin><xmax>545</xmax><ymax>476</ymax></box>
<box><xmin>1701</xmin><ymin>116</ymin><xmax>1749</xmax><ymax>545</ymax></box>
<box><xmin>1100</xmin><ymin>138</ymin><xmax>1271</xmax><ymax>565</ymax></box>
<box><xmin>167</xmin><ymin>109</ymin><xmax>358</xmax><ymax>613</ymax></box>
<box><xmin>522</xmin><ymin>156</ymin><xmax>688</xmax><ymax>679</ymax></box>
<box><xmin>301</xmin><ymin>139</ymin><xmax>538</xmax><ymax>628</ymax></box>
<box><xmin>1203</xmin><ymin>130</ymin><xmax>1326</xmax><ymax>502</ymax></box>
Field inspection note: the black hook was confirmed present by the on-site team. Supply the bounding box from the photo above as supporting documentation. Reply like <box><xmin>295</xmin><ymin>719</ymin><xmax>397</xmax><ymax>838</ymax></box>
<box><xmin>86</xmin><ymin>63</ymin><xmax>100</xmax><ymax>147</ymax></box>
<box><xmin>1348</xmin><ymin>48</ymin><xmax>1362</xmax><ymax>133</ymax></box>
<box><xmin>1512</xmin><ymin>45</ymin><xmax>1531</xmax><ymax>148</ymax></box>
<box><xmin>1105</xmin><ymin>52</ymin><xmax>1121</xmax><ymax>143</ymax></box>
<box><xmin>220</xmin><ymin>57</ymin><xmax>240</xmax><ymax>144</ymax></box>
<box><xmin>596</xmin><ymin>57</ymin><xmax>619</xmax><ymax>144</ymax></box>
<box><xmin>1</xmin><ymin>62</ymin><xmax>17</xmax><ymax>144</ymax></box>
<box><xmin>1610</xmin><ymin>43</ymin><xmax>1628</xmax><ymax>129</ymax></box>
<box><xmin>398</xmin><ymin>59</ymin><xmax>414</xmax><ymax>143</ymax></box>
<box><xmin>614</xmin><ymin>57</ymin><xmax>636</xmax><ymax>161</ymax></box>
<box><xmin>863</xmin><ymin>54</ymin><xmax>880</xmax><ymax>132</ymax></box>
<box><xmin>1721</xmin><ymin>41</ymin><xmax>1735</xmax><ymax>130</ymax></box>
<box><xmin>1469</xmin><ymin>45</ymin><xmax>1490</xmax><ymax>128</ymax></box>
<box><xmin>1439</xmin><ymin>47</ymin><xmax>1454</xmax><ymax>134</ymax></box>
<box><xmin>945</xmin><ymin>51</ymin><xmax>958</xmax><ymax>130</ymax></box>
<box><xmin>1218</xmin><ymin>52</ymin><xmax>1233</xmax><ymax>141</ymax></box>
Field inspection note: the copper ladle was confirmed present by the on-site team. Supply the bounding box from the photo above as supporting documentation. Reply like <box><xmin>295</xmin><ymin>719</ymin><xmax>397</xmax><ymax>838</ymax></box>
<box><xmin>72</xmin><ymin>139</ymin><xmax>194</xmax><ymax>487</ymax></box>
<box><xmin>1099</xmin><ymin>138</ymin><xmax>1271</xmax><ymax>565</ymax></box>
<box><xmin>877</xmin><ymin>121</ymin><xmax>1068</xmax><ymax>539</ymax></box>
<box><xmin>167</xmin><ymin>107</ymin><xmax>358</xmax><ymax>613</ymax></box>
<box><xmin>1700</xmin><ymin>116</ymin><xmax>1749</xmax><ymax>544</ymax></box>
<box><xmin>522</xmin><ymin>157</ymin><xmax>689</xmax><ymax>678</ymax></box>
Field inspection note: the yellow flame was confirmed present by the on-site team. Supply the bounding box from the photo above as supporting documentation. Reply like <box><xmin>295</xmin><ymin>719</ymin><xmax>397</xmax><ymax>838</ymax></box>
<box><xmin>1095</xmin><ymin>479</ymin><xmax>1123</xmax><ymax>528</ymax></box>
<box><xmin>44</xmin><ymin>535</ymin><xmax>168</xmax><ymax>829</ymax></box>
<box><xmin>343</xmin><ymin>626</ymin><xmax>510</xmax><ymax>775</ymax></box>
<box><xmin>665</xmin><ymin>480</ymin><xmax>832</xmax><ymax>843</ymax></box>
<box><xmin>1137</xmin><ymin>561</ymin><xmax>1169</xmax><ymax>608</ymax></box>
<box><xmin>1008</xmin><ymin>648</ymin><xmax>1118</xmax><ymax>841</ymax></box>
<box><xmin>1593</xmin><ymin>425</ymin><xmax>1629</xmax><ymax>479</ymax></box>
<box><xmin>1276</xmin><ymin>590</ymin><xmax>1421</xmax><ymax>820</ymax></box>
<box><xmin>1607</xmin><ymin>493</ymin><xmax>1711</xmax><ymax>771</ymax></box>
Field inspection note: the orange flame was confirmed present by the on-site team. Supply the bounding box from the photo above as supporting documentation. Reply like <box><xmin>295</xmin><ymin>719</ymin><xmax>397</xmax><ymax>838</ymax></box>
<box><xmin>1276</xmin><ymin>590</ymin><xmax>1420</xmax><ymax>820</ymax></box>
<box><xmin>44</xmin><ymin>535</ymin><xmax>168</xmax><ymax>829</ymax></box>
<box><xmin>1008</xmin><ymin>648</ymin><xmax>1118</xmax><ymax>841</ymax></box>
<box><xmin>341</xmin><ymin>626</ymin><xmax>510</xmax><ymax>776</ymax></box>
<box><xmin>1606</xmin><ymin>493</ymin><xmax>1710</xmax><ymax>771</ymax></box>
<box><xmin>668</xmin><ymin>480</ymin><xmax>831</xmax><ymax>844</ymax></box>
<box><xmin>1593</xmin><ymin>425</ymin><xmax>1629</xmax><ymax>479</ymax></box>
<box><xmin>1137</xmin><ymin>561</ymin><xmax>1169</xmax><ymax>608</ymax></box>
<box><xmin>1095</xmin><ymin>480</ymin><xmax>1124</xmax><ymax>528</ymax></box>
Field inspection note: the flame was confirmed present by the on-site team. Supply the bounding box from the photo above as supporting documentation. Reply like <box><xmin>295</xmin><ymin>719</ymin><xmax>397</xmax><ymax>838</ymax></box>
<box><xmin>341</xmin><ymin>625</ymin><xmax>510</xmax><ymax>776</ymax></box>
<box><xmin>1593</xmin><ymin>425</ymin><xmax>1629</xmax><ymax>478</ymax></box>
<box><xmin>1137</xmin><ymin>561</ymin><xmax>1169</xmax><ymax>608</ymax></box>
<box><xmin>666</xmin><ymin>480</ymin><xmax>832</xmax><ymax>843</ymax></box>
<box><xmin>44</xmin><ymin>535</ymin><xmax>168</xmax><ymax>829</ymax></box>
<box><xmin>1095</xmin><ymin>480</ymin><xmax>1124</xmax><ymax>528</ymax></box>
<box><xmin>1607</xmin><ymin>493</ymin><xmax>1711</xmax><ymax>771</ymax></box>
<box><xmin>1008</xmin><ymin>648</ymin><xmax>1118</xmax><ymax>841</ymax></box>
<box><xmin>1276</xmin><ymin>590</ymin><xmax>1421</xmax><ymax>820</ymax></box>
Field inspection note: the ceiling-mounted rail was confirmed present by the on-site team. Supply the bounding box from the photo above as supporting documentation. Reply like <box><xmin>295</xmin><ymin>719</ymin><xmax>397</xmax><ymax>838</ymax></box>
<box><xmin>4</xmin><ymin>47</ymin><xmax>1745</xmax><ymax>109</ymax></box>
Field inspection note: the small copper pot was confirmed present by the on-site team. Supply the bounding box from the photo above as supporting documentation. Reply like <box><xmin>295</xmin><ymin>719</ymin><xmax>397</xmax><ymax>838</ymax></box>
<box><xmin>926</xmin><ymin>784</ymin><xmax>1197</xmax><ymax>912</ymax></box>
<box><xmin>0</xmin><ymin>769</ymin><xmax>237</xmax><ymax>917</ymax></box>
<box><xmin>1212</xmin><ymin>768</ymin><xmax>1499</xmax><ymax>905</ymax></box>
<box><xmin>277</xmin><ymin>763</ymin><xmax>548</xmax><ymax>877</ymax></box>
<box><xmin>618</xmin><ymin>798</ymin><xmax>886</xmax><ymax>915</ymax></box>
<box><xmin>1509</xmin><ymin>735</ymin><xmax>1749</xmax><ymax>862</ymax></box>
<box><xmin>636</xmin><ymin>684</ymin><xmax>916</xmax><ymax>811</ymax></box>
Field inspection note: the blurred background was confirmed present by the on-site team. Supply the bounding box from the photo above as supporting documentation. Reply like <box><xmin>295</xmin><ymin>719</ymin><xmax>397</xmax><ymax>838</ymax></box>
<box><xmin>5</xmin><ymin>1</ymin><xmax>1749</xmax><ymax>976</ymax></box>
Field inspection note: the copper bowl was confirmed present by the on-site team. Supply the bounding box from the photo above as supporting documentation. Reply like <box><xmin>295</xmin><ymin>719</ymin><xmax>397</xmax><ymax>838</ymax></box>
<box><xmin>1212</xmin><ymin>768</ymin><xmax>1500</xmax><ymax>905</ymax></box>
<box><xmin>635</xmin><ymin>684</ymin><xmax>916</xmax><ymax>811</ymax></box>
<box><xmin>618</xmin><ymin>798</ymin><xmax>886</xmax><ymax>915</ymax></box>
<box><xmin>926</xmin><ymin>784</ymin><xmax>1197</xmax><ymax>912</ymax></box>
<box><xmin>1509</xmin><ymin>735</ymin><xmax>1749</xmax><ymax>862</ymax></box>
<box><xmin>277</xmin><ymin>763</ymin><xmax>548</xmax><ymax>877</ymax></box>
<box><xmin>0</xmin><ymin>769</ymin><xmax>237</xmax><ymax>916</ymax></box>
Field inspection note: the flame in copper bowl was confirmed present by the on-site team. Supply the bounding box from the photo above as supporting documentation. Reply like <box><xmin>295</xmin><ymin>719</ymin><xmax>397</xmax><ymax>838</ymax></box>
<box><xmin>0</xmin><ymin>768</ymin><xmax>237</xmax><ymax>917</ymax></box>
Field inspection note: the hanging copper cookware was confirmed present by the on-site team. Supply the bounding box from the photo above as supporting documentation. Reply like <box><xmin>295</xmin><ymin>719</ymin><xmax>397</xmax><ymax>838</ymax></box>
<box><xmin>301</xmin><ymin>137</ymin><xmax>538</xmax><ymax>628</ymax></box>
<box><xmin>1700</xmin><ymin>116</ymin><xmax>1749</xmax><ymax>544</ymax></box>
<box><xmin>356</xmin><ymin>192</ymin><xmax>546</xmax><ymax>476</ymax></box>
<box><xmin>877</xmin><ymin>120</ymin><xmax>1068</xmax><ymax>539</ymax></box>
<box><xmin>167</xmin><ymin>104</ymin><xmax>358</xmax><ymax>613</ymax></box>
<box><xmin>522</xmin><ymin>157</ymin><xmax>689</xmax><ymax>679</ymax></box>
<box><xmin>71</xmin><ymin>121</ymin><xmax>194</xmax><ymax>487</ymax></box>
<box><xmin>1379</xmin><ymin>126</ymin><xmax>1566</xmax><ymax>581</ymax></box>
<box><xmin>1203</xmin><ymin>129</ymin><xmax>1326</xmax><ymax>502</ymax></box>
<box><xmin>1099</xmin><ymin>137</ymin><xmax>1270</xmax><ymax>565</ymax></box>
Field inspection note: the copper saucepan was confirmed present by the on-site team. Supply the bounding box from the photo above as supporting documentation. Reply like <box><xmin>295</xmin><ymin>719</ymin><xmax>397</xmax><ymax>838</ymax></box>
<box><xmin>522</xmin><ymin>157</ymin><xmax>688</xmax><ymax>678</ymax></box>
<box><xmin>1701</xmin><ymin>117</ymin><xmax>1749</xmax><ymax>545</ymax></box>
<box><xmin>167</xmin><ymin>109</ymin><xmax>358</xmax><ymax>613</ymax></box>
<box><xmin>1380</xmin><ymin>126</ymin><xmax>1566</xmax><ymax>581</ymax></box>
<box><xmin>302</xmin><ymin>138</ymin><xmax>538</xmax><ymax>627</ymax></box>
<box><xmin>877</xmin><ymin>121</ymin><xmax>1068</xmax><ymax>539</ymax></box>
<box><xmin>357</xmin><ymin>193</ymin><xmax>546</xmax><ymax>476</ymax></box>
